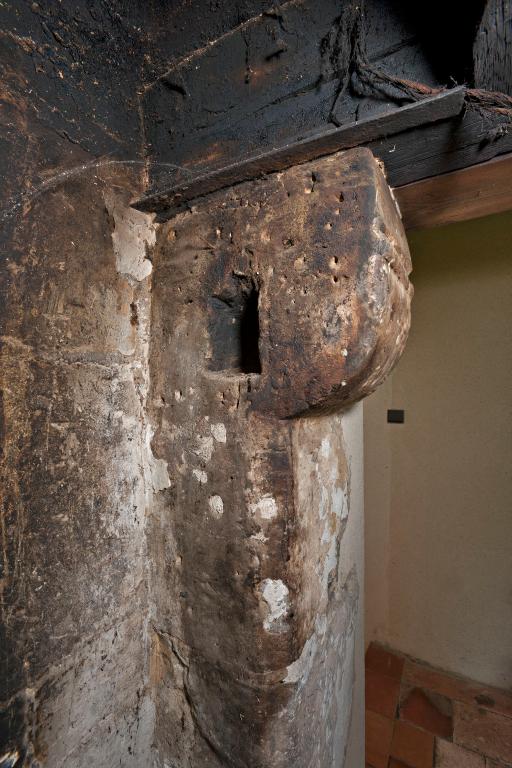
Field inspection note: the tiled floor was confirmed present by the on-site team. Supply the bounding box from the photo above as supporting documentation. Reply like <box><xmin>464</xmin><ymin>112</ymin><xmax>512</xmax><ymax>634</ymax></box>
<box><xmin>365</xmin><ymin>642</ymin><xmax>512</xmax><ymax>768</ymax></box>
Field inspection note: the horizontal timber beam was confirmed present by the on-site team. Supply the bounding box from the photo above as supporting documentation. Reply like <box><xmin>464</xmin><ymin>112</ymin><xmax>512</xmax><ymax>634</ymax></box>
<box><xmin>395</xmin><ymin>153</ymin><xmax>512</xmax><ymax>230</ymax></box>
<box><xmin>135</xmin><ymin>87</ymin><xmax>465</xmax><ymax>220</ymax></box>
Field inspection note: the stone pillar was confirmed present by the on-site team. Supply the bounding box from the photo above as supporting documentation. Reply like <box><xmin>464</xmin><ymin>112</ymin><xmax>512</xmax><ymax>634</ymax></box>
<box><xmin>147</xmin><ymin>148</ymin><xmax>412</xmax><ymax>767</ymax></box>
<box><xmin>0</xmin><ymin>166</ymin><xmax>158</xmax><ymax>766</ymax></box>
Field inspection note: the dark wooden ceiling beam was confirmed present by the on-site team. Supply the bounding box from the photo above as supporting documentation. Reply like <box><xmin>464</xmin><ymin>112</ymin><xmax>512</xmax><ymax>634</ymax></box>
<box><xmin>136</xmin><ymin>0</ymin><xmax>512</xmax><ymax>222</ymax></box>
<box><xmin>135</xmin><ymin>88</ymin><xmax>465</xmax><ymax>218</ymax></box>
<box><xmin>368</xmin><ymin>103</ymin><xmax>512</xmax><ymax>189</ymax></box>
<box><xmin>473</xmin><ymin>0</ymin><xmax>512</xmax><ymax>95</ymax></box>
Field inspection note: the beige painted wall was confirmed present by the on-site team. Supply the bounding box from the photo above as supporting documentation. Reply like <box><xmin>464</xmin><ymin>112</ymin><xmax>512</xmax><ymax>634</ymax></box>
<box><xmin>364</xmin><ymin>210</ymin><xmax>512</xmax><ymax>689</ymax></box>
<box><xmin>343</xmin><ymin>403</ymin><xmax>365</xmax><ymax>768</ymax></box>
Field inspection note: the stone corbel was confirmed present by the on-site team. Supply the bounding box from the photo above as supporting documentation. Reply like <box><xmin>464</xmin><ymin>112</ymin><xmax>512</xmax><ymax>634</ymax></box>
<box><xmin>148</xmin><ymin>147</ymin><xmax>412</xmax><ymax>767</ymax></box>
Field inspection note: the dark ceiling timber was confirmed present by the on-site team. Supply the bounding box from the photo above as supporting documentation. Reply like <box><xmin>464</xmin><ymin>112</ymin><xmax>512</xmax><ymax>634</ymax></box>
<box><xmin>136</xmin><ymin>88</ymin><xmax>466</xmax><ymax>218</ymax></box>
<box><xmin>136</xmin><ymin>0</ymin><xmax>512</xmax><ymax>222</ymax></box>
<box><xmin>473</xmin><ymin>0</ymin><xmax>512</xmax><ymax>94</ymax></box>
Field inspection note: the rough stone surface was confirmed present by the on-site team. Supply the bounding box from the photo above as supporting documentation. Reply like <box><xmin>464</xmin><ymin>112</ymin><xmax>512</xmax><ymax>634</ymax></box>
<box><xmin>0</xmin><ymin>2</ymin><xmax>164</xmax><ymax>762</ymax></box>
<box><xmin>147</xmin><ymin>147</ymin><xmax>411</xmax><ymax>766</ymax></box>
<box><xmin>0</xmin><ymin>164</ymin><xmax>157</xmax><ymax>766</ymax></box>
<box><xmin>0</xmin><ymin>4</ymin><xmax>412</xmax><ymax>763</ymax></box>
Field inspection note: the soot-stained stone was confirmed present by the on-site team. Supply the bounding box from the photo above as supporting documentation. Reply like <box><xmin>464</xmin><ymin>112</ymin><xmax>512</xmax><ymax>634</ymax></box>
<box><xmin>147</xmin><ymin>147</ymin><xmax>411</xmax><ymax>767</ymax></box>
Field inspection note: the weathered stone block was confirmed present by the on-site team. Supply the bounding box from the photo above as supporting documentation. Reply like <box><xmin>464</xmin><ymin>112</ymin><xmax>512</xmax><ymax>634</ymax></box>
<box><xmin>148</xmin><ymin>147</ymin><xmax>411</xmax><ymax>766</ymax></box>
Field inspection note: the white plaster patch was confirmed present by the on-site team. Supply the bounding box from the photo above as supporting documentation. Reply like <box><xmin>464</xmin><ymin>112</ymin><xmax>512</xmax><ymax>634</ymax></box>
<box><xmin>332</xmin><ymin>486</ymin><xmax>348</xmax><ymax>521</ymax></box>
<box><xmin>320</xmin><ymin>435</ymin><xmax>331</xmax><ymax>459</ymax></box>
<box><xmin>208</xmin><ymin>495</ymin><xmax>224</xmax><ymax>519</ymax></box>
<box><xmin>150</xmin><ymin>458</ymin><xmax>171</xmax><ymax>492</ymax></box>
<box><xmin>193</xmin><ymin>469</ymin><xmax>208</xmax><ymax>484</ymax></box>
<box><xmin>260</xmin><ymin>579</ymin><xmax>289</xmax><ymax>632</ymax></box>
<box><xmin>251</xmin><ymin>531</ymin><xmax>268</xmax><ymax>543</ymax></box>
<box><xmin>285</xmin><ymin>632</ymin><xmax>318</xmax><ymax>685</ymax></box>
<box><xmin>210</xmin><ymin>423</ymin><xmax>226</xmax><ymax>443</ymax></box>
<box><xmin>315</xmin><ymin>613</ymin><xmax>327</xmax><ymax>636</ymax></box>
<box><xmin>104</xmin><ymin>191</ymin><xmax>156</xmax><ymax>281</ymax></box>
<box><xmin>145</xmin><ymin>427</ymin><xmax>171</xmax><ymax>492</ymax></box>
<box><xmin>194</xmin><ymin>435</ymin><xmax>214</xmax><ymax>463</ymax></box>
<box><xmin>250</xmin><ymin>495</ymin><xmax>278</xmax><ymax>519</ymax></box>
<box><xmin>117</xmin><ymin>411</ymin><xmax>137</xmax><ymax>430</ymax></box>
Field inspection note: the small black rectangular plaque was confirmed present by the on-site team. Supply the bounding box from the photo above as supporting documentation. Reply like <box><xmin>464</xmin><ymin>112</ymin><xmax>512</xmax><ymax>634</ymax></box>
<box><xmin>387</xmin><ymin>409</ymin><xmax>404</xmax><ymax>424</ymax></box>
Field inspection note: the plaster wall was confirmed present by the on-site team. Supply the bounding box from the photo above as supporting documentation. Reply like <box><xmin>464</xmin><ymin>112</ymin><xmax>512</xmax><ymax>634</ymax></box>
<box><xmin>340</xmin><ymin>404</ymin><xmax>365</xmax><ymax>768</ymax></box>
<box><xmin>364</xmin><ymin>210</ymin><xmax>512</xmax><ymax>689</ymax></box>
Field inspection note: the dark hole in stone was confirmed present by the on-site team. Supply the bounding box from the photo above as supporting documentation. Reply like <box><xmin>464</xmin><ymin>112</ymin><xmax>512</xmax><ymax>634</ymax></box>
<box><xmin>240</xmin><ymin>283</ymin><xmax>261</xmax><ymax>373</ymax></box>
<box><xmin>208</xmin><ymin>274</ymin><xmax>261</xmax><ymax>374</ymax></box>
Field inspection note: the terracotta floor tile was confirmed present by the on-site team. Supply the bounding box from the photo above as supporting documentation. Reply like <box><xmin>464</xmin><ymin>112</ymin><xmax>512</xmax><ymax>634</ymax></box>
<box><xmin>367</xmin><ymin>642</ymin><xmax>405</xmax><ymax>681</ymax></box>
<box><xmin>454</xmin><ymin>702</ymin><xmax>512</xmax><ymax>765</ymax></box>
<box><xmin>435</xmin><ymin>738</ymin><xmax>485</xmax><ymax>767</ymax></box>
<box><xmin>366</xmin><ymin>710</ymin><xmax>395</xmax><ymax>768</ymax></box>
<box><xmin>403</xmin><ymin>660</ymin><xmax>512</xmax><ymax>720</ymax></box>
<box><xmin>367</xmin><ymin>668</ymin><xmax>401</xmax><ymax>719</ymax></box>
<box><xmin>367</xmin><ymin>649</ymin><xmax>512</xmax><ymax>768</ymax></box>
<box><xmin>391</xmin><ymin>720</ymin><xmax>435</xmax><ymax>768</ymax></box>
<box><xmin>400</xmin><ymin>688</ymin><xmax>453</xmax><ymax>739</ymax></box>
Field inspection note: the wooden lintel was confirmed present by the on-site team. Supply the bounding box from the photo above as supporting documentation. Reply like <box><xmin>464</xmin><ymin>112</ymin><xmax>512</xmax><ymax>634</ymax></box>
<box><xmin>135</xmin><ymin>87</ymin><xmax>465</xmax><ymax>219</ymax></box>
<box><xmin>395</xmin><ymin>153</ymin><xmax>512</xmax><ymax>231</ymax></box>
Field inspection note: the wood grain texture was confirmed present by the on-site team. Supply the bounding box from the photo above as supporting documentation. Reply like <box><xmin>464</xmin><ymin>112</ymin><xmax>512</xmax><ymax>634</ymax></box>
<box><xmin>136</xmin><ymin>89</ymin><xmax>512</xmax><ymax>221</ymax></box>
<box><xmin>140</xmin><ymin>0</ymin><xmax>507</xmax><ymax>204</ymax></box>
<box><xmin>474</xmin><ymin>0</ymin><xmax>512</xmax><ymax>95</ymax></box>
<box><xmin>395</xmin><ymin>154</ymin><xmax>512</xmax><ymax>230</ymax></box>
<box><xmin>141</xmin><ymin>0</ymin><xmax>453</xmax><ymax>192</ymax></box>
<box><xmin>368</xmin><ymin>105</ymin><xmax>512</xmax><ymax>185</ymax></box>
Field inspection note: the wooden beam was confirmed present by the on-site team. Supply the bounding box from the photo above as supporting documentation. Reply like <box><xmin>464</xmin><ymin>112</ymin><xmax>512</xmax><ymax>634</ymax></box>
<box><xmin>135</xmin><ymin>88</ymin><xmax>465</xmax><ymax>219</ymax></box>
<box><xmin>394</xmin><ymin>153</ymin><xmax>512</xmax><ymax>230</ymax></box>
<box><xmin>368</xmin><ymin>105</ymin><xmax>512</xmax><ymax>189</ymax></box>
<box><xmin>474</xmin><ymin>0</ymin><xmax>512</xmax><ymax>95</ymax></box>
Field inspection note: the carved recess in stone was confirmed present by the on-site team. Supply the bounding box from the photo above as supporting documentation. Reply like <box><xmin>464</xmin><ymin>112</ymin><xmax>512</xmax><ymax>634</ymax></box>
<box><xmin>148</xmin><ymin>147</ymin><xmax>412</xmax><ymax>767</ymax></box>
